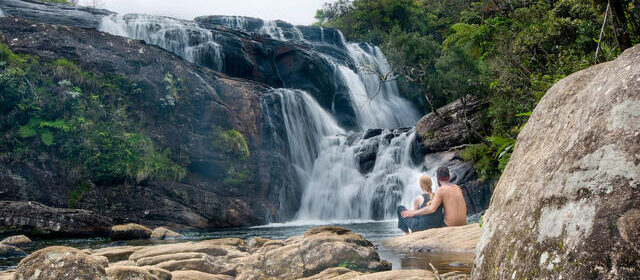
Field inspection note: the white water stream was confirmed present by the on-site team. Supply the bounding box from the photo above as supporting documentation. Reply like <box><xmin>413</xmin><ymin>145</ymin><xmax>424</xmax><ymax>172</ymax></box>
<box><xmin>98</xmin><ymin>13</ymin><xmax>424</xmax><ymax>222</ymax></box>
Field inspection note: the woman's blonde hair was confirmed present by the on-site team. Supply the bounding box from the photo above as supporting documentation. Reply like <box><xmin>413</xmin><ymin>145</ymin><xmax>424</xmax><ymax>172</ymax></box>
<box><xmin>419</xmin><ymin>175</ymin><xmax>433</xmax><ymax>194</ymax></box>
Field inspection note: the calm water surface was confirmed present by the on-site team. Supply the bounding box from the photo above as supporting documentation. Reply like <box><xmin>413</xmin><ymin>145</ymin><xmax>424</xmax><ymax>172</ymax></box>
<box><xmin>0</xmin><ymin>221</ymin><xmax>473</xmax><ymax>274</ymax></box>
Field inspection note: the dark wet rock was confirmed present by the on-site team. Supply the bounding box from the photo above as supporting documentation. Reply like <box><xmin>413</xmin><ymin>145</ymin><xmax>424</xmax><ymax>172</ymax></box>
<box><xmin>416</xmin><ymin>96</ymin><xmax>486</xmax><ymax>153</ymax></box>
<box><xmin>363</xmin><ymin>128</ymin><xmax>383</xmax><ymax>139</ymax></box>
<box><xmin>355</xmin><ymin>141</ymin><xmax>379</xmax><ymax>174</ymax></box>
<box><xmin>0</xmin><ymin>17</ymin><xmax>273</xmax><ymax>228</ymax></box>
<box><xmin>0</xmin><ymin>0</ymin><xmax>112</xmax><ymax>28</ymax></box>
<box><xmin>473</xmin><ymin>45</ymin><xmax>640</xmax><ymax>279</ymax></box>
<box><xmin>422</xmin><ymin>152</ymin><xmax>493</xmax><ymax>216</ymax></box>
<box><xmin>370</xmin><ymin>180</ymin><xmax>402</xmax><ymax>220</ymax></box>
<box><xmin>0</xmin><ymin>201</ymin><xmax>112</xmax><ymax>236</ymax></box>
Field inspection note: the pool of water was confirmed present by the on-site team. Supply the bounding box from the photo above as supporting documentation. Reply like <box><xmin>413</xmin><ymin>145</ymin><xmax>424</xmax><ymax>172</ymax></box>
<box><xmin>0</xmin><ymin>221</ymin><xmax>474</xmax><ymax>274</ymax></box>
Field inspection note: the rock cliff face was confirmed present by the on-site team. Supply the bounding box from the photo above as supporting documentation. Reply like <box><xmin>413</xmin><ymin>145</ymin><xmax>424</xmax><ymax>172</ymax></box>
<box><xmin>0</xmin><ymin>17</ymin><xmax>273</xmax><ymax>229</ymax></box>
<box><xmin>415</xmin><ymin>96</ymin><xmax>486</xmax><ymax>153</ymax></box>
<box><xmin>0</xmin><ymin>0</ymin><xmax>111</xmax><ymax>28</ymax></box>
<box><xmin>473</xmin><ymin>44</ymin><xmax>640</xmax><ymax>279</ymax></box>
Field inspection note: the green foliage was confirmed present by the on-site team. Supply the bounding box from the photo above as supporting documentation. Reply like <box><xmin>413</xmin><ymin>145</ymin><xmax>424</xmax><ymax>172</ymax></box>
<box><xmin>79</xmin><ymin>132</ymin><xmax>186</xmax><ymax>183</ymax></box>
<box><xmin>17</xmin><ymin>118</ymin><xmax>69</xmax><ymax>146</ymax></box>
<box><xmin>67</xmin><ymin>182</ymin><xmax>90</xmax><ymax>208</ymax></box>
<box><xmin>161</xmin><ymin>73</ymin><xmax>183</xmax><ymax>107</ymax></box>
<box><xmin>211</xmin><ymin>127</ymin><xmax>250</xmax><ymax>160</ymax></box>
<box><xmin>223</xmin><ymin>165</ymin><xmax>251</xmax><ymax>187</ymax></box>
<box><xmin>320</xmin><ymin>0</ymin><xmax>640</xmax><ymax>179</ymax></box>
<box><xmin>337</xmin><ymin>261</ymin><xmax>360</xmax><ymax>270</ymax></box>
<box><xmin>0</xmin><ymin>43</ymin><xmax>187</xmax><ymax>186</ymax></box>
<box><xmin>459</xmin><ymin>143</ymin><xmax>498</xmax><ymax>180</ymax></box>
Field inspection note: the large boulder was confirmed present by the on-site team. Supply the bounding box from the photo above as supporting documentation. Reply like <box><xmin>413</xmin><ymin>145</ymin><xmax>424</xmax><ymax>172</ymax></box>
<box><xmin>473</xmin><ymin>45</ymin><xmax>640</xmax><ymax>279</ymax></box>
<box><xmin>110</xmin><ymin>223</ymin><xmax>153</xmax><ymax>240</ymax></box>
<box><xmin>416</xmin><ymin>96</ymin><xmax>486</xmax><ymax>153</ymax></box>
<box><xmin>92</xmin><ymin>246</ymin><xmax>143</xmax><ymax>262</ymax></box>
<box><xmin>129</xmin><ymin>238</ymin><xmax>247</xmax><ymax>261</ymax></box>
<box><xmin>0</xmin><ymin>270</ymin><xmax>15</xmax><ymax>280</ymax></box>
<box><xmin>13</xmin><ymin>246</ymin><xmax>108</xmax><ymax>280</ymax></box>
<box><xmin>383</xmin><ymin>224</ymin><xmax>482</xmax><ymax>253</ymax></box>
<box><xmin>235</xmin><ymin>226</ymin><xmax>390</xmax><ymax>280</ymax></box>
<box><xmin>150</xmin><ymin>227</ymin><xmax>184</xmax><ymax>240</ymax></box>
<box><xmin>105</xmin><ymin>266</ymin><xmax>164</xmax><ymax>280</ymax></box>
<box><xmin>0</xmin><ymin>244</ymin><xmax>26</xmax><ymax>258</ymax></box>
<box><xmin>0</xmin><ymin>235</ymin><xmax>31</xmax><ymax>248</ymax></box>
<box><xmin>171</xmin><ymin>270</ymin><xmax>233</xmax><ymax>280</ymax></box>
<box><xmin>0</xmin><ymin>201</ymin><xmax>112</xmax><ymax>236</ymax></box>
<box><xmin>298</xmin><ymin>267</ymin><xmax>468</xmax><ymax>280</ymax></box>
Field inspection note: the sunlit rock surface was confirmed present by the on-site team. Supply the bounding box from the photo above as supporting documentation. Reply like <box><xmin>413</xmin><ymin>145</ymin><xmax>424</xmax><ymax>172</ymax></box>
<box><xmin>473</xmin><ymin>44</ymin><xmax>640</xmax><ymax>279</ymax></box>
<box><xmin>383</xmin><ymin>224</ymin><xmax>482</xmax><ymax>253</ymax></box>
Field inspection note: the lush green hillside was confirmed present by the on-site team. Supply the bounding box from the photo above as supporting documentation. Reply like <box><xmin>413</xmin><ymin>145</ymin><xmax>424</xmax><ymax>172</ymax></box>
<box><xmin>0</xmin><ymin>44</ymin><xmax>186</xmax><ymax>188</ymax></box>
<box><xmin>316</xmin><ymin>0</ymin><xmax>640</xmax><ymax>178</ymax></box>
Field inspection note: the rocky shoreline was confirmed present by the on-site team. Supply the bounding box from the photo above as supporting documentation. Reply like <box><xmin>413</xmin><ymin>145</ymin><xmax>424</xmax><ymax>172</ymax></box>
<box><xmin>0</xmin><ymin>225</ymin><xmax>476</xmax><ymax>280</ymax></box>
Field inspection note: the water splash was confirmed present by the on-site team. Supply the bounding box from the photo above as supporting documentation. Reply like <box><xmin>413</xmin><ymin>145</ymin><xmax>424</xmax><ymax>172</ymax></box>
<box><xmin>99</xmin><ymin>14</ymin><xmax>223</xmax><ymax>71</ymax></box>
<box><xmin>295</xmin><ymin>128</ymin><xmax>425</xmax><ymax>221</ymax></box>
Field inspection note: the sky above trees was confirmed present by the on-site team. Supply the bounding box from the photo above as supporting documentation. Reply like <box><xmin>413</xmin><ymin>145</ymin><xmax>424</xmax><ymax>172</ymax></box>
<box><xmin>77</xmin><ymin>0</ymin><xmax>326</xmax><ymax>24</ymax></box>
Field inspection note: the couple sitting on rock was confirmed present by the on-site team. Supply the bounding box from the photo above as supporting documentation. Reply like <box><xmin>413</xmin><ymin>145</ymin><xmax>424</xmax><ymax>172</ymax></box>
<box><xmin>397</xmin><ymin>166</ymin><xmax>467</xmax><ymax>234</ymax></box>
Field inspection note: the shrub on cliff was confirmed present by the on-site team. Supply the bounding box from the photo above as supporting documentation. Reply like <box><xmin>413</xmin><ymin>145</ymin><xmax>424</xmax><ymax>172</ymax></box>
<box><xmin>0</xmin><ymin>44</ymin><xmax>186</xmax><ymax>188</ymax></box>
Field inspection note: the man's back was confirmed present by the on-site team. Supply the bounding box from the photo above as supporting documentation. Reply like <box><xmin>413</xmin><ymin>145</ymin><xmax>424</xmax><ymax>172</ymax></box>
<box><xmin>439</xmin><ymin>182</ymin><xmax>467</xmax><ymax>226</ymax></box>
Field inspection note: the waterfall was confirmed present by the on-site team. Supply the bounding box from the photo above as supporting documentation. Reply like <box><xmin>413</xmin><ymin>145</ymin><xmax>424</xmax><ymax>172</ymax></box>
<box><xmin>259</xmin><ymin>20</ymin><xmax>286</xmax><ymax>40</ymax></box>
<box><xmin>342</xmin><ymin>43</ymin><xmax>419</xmax><ymax>128</ymax></box>
<box><xmin>296</xmin><ymin>128</ymin><xmax>425</xmax><ymax>221</ymax></box>
<box><xmin>261</xmin><ymin>88</ymin><xmax>345</xmax><ymax>219</ymax></box>
<box><xmin>95</xmin><ymin>12</ymin><xmax>424</xmax><ymax>222</ymax></box>
<box><xmin>98</xmin><ymin>14</ymin><xmax>223</xmax><ymax>71</ymax></box>
<box><xmin>270</xmin><ymin>88</ymin><xmax>344</xmax><ymax>182</ymax></box>
<box><xmin>218</xmin><ymin>16</ymin><xmax>248</xmax><ymax>30</ymax></box>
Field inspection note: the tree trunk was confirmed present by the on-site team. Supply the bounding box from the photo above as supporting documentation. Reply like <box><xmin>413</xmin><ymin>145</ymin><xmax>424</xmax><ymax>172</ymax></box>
<box><xmin>609</xmin><ymin>0</ymin><xmax>634</xmax><ymax>51</ymax></box>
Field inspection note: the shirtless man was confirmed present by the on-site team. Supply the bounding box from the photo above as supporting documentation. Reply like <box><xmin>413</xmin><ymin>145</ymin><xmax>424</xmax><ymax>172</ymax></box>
<box><xmin>401</xmin><ymin>166</ymin><xmax>467</xmax><ymax>226</ymax></box>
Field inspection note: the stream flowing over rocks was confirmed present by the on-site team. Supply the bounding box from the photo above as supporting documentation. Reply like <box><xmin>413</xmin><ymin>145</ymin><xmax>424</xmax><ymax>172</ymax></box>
<box><xmin>0</xmin><ymin>0</ymin><xmax>492</xmax><ymax>231</ymax></box>
<box><xmin>473</xmin><ymin>44</ymin><xmax>640</xmax><ymax>279</ymax></box>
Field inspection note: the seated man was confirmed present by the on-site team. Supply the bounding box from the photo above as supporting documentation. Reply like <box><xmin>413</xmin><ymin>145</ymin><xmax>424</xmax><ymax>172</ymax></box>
<box><xmin>401</xmin><ymin>166</ymin><xmax>467</xmax><ymax>228</ymax></box>
<box><xmin>396</xmin><ymin>174</ymin><xmax>445</xmax><ymax>234</ymax></box>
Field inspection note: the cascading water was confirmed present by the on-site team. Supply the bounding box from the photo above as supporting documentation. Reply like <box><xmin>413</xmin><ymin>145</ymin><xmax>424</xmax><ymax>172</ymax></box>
<box><xmin>268</xmin><ymin>88</ymin><xmax>345</xmax><ymax>184</ymax></box>
<box><xmin>259</xmin><ymin>20</ymin><xmax>286</xmax><ymax>40</ymax></box>
<box><xmin>95</xmin><ymin>12</ymin><xmax>425</xmax><ymax>222</ymax></box>
<box><xmin>218</xmin><ymin>16</ymin><xmax>248</xmax><ymax>30</ymax></box>
<box><xmin>250</xmin><ymin>24</ymin><xmax>425</xmax><ymax>221</ymax></box>
<box><xmin>296</xmin><ymin>128</ymin><xmax>425</xmax><ymax>222</ymax></box>
<box><xmin>99</xmin><ymin>14</ymin><xmax>223</xmax><ymax>71</ymax></box>
<box><xmin>335</xmin><ymin>42</ymin><xmax>419</xmax><ymax>129</ymax></box>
